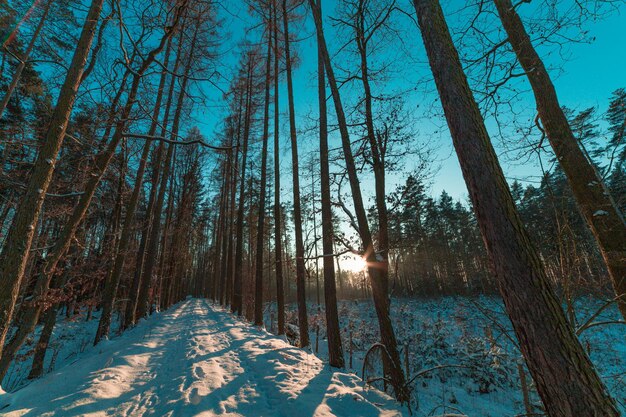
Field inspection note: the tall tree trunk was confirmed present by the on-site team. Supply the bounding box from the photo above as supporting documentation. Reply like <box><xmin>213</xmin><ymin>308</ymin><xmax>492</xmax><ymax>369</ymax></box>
<box><xmin>355</xmin><ymin>0</ymin><xmax>389</xmax><ymax>272</ymax></box>
<box><xmin>494</xmin><ymin>0</ymin><xmax>626</xmax><ymax>319</ymax></box>
<box><xmin>232</xmin><ymin>59</ymin><xmax>254</xmax><ymax>316</ymax></box>
<box><xmin>218</xmin><ymin>152</ymin><xmax>232</xmax><ymax>305</ymax></box>
<box><xmin>283</xmin><ymin>0</ymin><xmax>309</xmax><ymax>347</ymax></box>
<box><xmin>223</xmin><ymin>168</ymin><xmax>237</xmax><ymax>306</ymax></box>
<box><xmin>0</xmin><ymin>0</ymin><xmax>104</xmax><ymax>360</ymax></box>
<box><xmin>354</xmin><ymin>4</ymin><xmax>395</xmax><ymax>384</ymax></box>
<box><xmin>211</xmin><ymin>162</ymin><xmax>230</xmax><ymax>302</ymax></box>
<box><xmin>160</xmin><ymin>172</ymin><xmax>178</xmax><ymax>308</ymax></box>
<box><xmin>160</xmin><ymin>171</ymin><xmax>178</xmax><ymax>308</ymax></box>
<box><xmin>315</xmin><ymin>0</ymin><xmax>344</xmax><ymax>368</ymax></box>
<box><xmin>254</xmin><ymin>13</ymin><xmax>273</xmax><ymax>327</ymax></box>
<box><xmin>413</xmin><ymin>1</ymin><xmax>619</xmax><ymax>415</ymax></box>
<box><xmin>225</xmin><ymin>96</ymin><xmax>243</xmax><ymax>314</ymax></box>
<box><xmin>309</xmin><ymin>0</ymin><xmax>407</xmax><ymax>400</ymax></box>
<box><xmin>273</xmin><ymin>0</ymin><xmax>285</xmax><ymax>335</ymax></box>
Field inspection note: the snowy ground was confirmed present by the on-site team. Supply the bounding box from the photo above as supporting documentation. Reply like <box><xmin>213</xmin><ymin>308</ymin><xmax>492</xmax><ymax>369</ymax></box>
<box><xmin>2</xmin><ymin>296</ymin><xmax>624</xmax><ymax>416</ymax></box>
<box><xmin>0</xmin><ymin>299</ymin><xmax>404</xmax><ymax>417</ymax></box>
<box><xmin>268</xmin><ymin>296</ymin><xmax>626</xmax><ymax>416</ymax></box>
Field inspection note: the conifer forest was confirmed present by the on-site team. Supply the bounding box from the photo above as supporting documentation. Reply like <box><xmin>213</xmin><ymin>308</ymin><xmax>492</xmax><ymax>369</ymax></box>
<box><xmin>0</xmin><ymin>0</ymin><xmax>625</xmax><ymax>416</ymax></box>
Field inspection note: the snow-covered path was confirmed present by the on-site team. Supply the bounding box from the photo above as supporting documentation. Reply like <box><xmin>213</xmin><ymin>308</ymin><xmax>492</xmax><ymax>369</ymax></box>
<box><xmin>0</xmin><ymin>299</ymin><xmax>404</xmax><ymax>417</ymax></box>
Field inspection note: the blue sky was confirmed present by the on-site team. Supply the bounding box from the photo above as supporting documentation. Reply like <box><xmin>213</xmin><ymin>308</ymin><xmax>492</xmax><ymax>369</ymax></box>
<box><xmin>191</xmin><ymin>0</ymin><xmax>626</xmax><ymax>204</ymax></box>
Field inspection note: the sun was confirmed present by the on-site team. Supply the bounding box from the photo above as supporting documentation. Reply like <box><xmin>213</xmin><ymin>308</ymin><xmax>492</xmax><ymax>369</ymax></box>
<box><xmin>341</xmin><ymin>253</ymin><xmax>368</xmax><ymax>273</ymax></box>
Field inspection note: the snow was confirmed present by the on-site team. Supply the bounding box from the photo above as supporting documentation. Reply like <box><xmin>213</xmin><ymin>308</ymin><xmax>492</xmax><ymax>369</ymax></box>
<box><xmin>1</xmin><ymin>307</ymin><xmax>110</xmax><ymax>392</ymax></box>
<box><xmin>2</xmin><ymin>296</ymin><xmax>624</xmax><ymax>416</ymax></box>
<box><xmin>0</xmin><ymin>299</ymin><xmax>404</xmax><ymax>417</ymax></box>
<box><xmin>268</xmin><ymin>296</ymin><xmax>626</xmax><ymax>416</ymax></box>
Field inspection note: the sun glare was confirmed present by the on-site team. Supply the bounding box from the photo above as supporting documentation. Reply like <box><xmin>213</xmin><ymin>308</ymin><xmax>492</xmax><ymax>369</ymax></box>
<box><xmin>341</xmin><ymin>254</ymin><xmax>368</xmax><ymax>273</ymax></box>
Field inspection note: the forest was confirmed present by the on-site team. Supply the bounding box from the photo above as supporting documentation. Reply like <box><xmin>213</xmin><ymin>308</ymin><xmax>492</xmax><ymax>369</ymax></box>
<box><xmin>0</xmin><ymin>0</ymin><xmax>625</xmax><ymax>416</ymax></box>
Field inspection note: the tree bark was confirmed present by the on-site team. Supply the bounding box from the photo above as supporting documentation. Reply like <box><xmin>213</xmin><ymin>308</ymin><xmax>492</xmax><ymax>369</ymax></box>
<box><xmin>315</xmin><ymin>0</ymin><xmax>344</xmax><ymax>368</ymax></box>
<box><xmin>218</xmin><ymin>150</ymin><xmax>233</xmax><ymax>304</ymax></box>
<box><xmin>27</xmin><ymin>303</ymin><xmax>57</xmax><ymax>379</ymax></box>
<box><xmin>212</xmin><ymin>167</ymin><xmax>228</xmax><ymax>301</ymax></box>
<box><xmin>232</xmin><ymin>58</ymin><xmax>254</xmax><ymax>316</ymax></box>
<box><xmin>254</xmin><ymin>12</ymin><xmax>273</xmax><ymax>327</ymax></box>
<box><xmin>354</xmin><ymin>0</ymin><xmax>390</xmax><ymax>271</ymax></box>
<box><xmin>225</xmin><ymin>93</ymin><xmax>244</xmax><ymax>314</ymax></box>
<box><xmin>274</xmin><ymin>0</ymin><xmax>285</xmax><ymax>335</ymax></box>
<box><xmin>413</xmin><ymin>1</ymin><xmax>619</xmax><ymax>415</ymax></box>
<box><xmin>494</xmin><ymin>0</ymin><xmax>626</xmax><ymax>320</ymax></box>
<box><xmin>284</xmin><ymin>0</ymin><xmax>309</xmax><ymax>347</ymax></box>
<box><xmin>160</xmin><ymin>172</ymin><xmax>178</xmax><ymax>308</ymax></box>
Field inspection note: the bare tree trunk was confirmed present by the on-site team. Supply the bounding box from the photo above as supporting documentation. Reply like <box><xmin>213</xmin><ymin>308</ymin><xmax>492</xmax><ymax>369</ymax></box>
<box><xmin>315</xmin><ymin>0</ymin><xmax>344</xmax><ymax>368</ymax></box>
<box><xmin>494</xmin><ymin>0</ymin><xmax>626</xmax><ymax>319</ymax></box>
<box><xmin>162</xmin><ymin>171</ymin><xmax>179</xmax><ymax>307</ymax></box>
<box><xmin>308</xmin><ymin>0</ymin><xmax>407</xmax><ymax>401</ymax></box>
<box><xmin>273</xmin><ymin>0</ymin><xmax>285</xmax><ymax>335</ymax></box>
<box><xmin>354</xmin><ymin>0</ymin><xmax>390</xmax><ymax>272</ymax></box>
<box><xmin>0</xmin><ymin>0</ymin><xmax>104</xmax><ymax>360</ymax></box>
<box><xmin>254</xmin><ymin>13</ymin><xmax>273</xmax><ymax>327</ymax></box>
<box><xmin>413</xmin><ymin>1</ymin><xmax>619</xmax><ymax>415</ymax></box>
<box><xmin>225</xmin><ymin>95</ymin><xmax>243</xmax><ymax>314</ymax></box>
<box><xmin>232</xmin><ymin>59</ymin><xmax>254</xmax><ymax>316</ymax></box>
<box><xmin>284</xmin><ymin>0</ymin><xmax>309</xmax><ymax>347</ymax></box>
<box><xmin>218</xmin><ymin>152</ymin><xmax>232</xmax><ymax>305</ymax></box>
<box><xmin>353</xmin><ymin>0</ymin><xmax>396</xmax><ymax>378</ymax></box>
<box><xmin>212</xmin><ymin>168</ymin><xmax>228</xmax><ymax>301</ymax></box>
<box><xmin>161</xmin><ymin>173</ymin><xmax>178</xmax><ymax>308</ymax></box>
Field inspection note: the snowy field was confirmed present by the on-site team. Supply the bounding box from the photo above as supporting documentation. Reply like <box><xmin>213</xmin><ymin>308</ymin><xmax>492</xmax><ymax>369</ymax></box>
<box><xmin>0</xmin><ymin>299</ymin><xmax>403</xmax><ymax>417</ymax></box>
<box><xmin>1</xmin><ymin>296</ymin><xmax>624</xmax><ymax>416</ymax></box>
<box><xmin>268</xmin><ymin>296</ymin><xmax>626</xmax><ymax>416</ymax></box>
